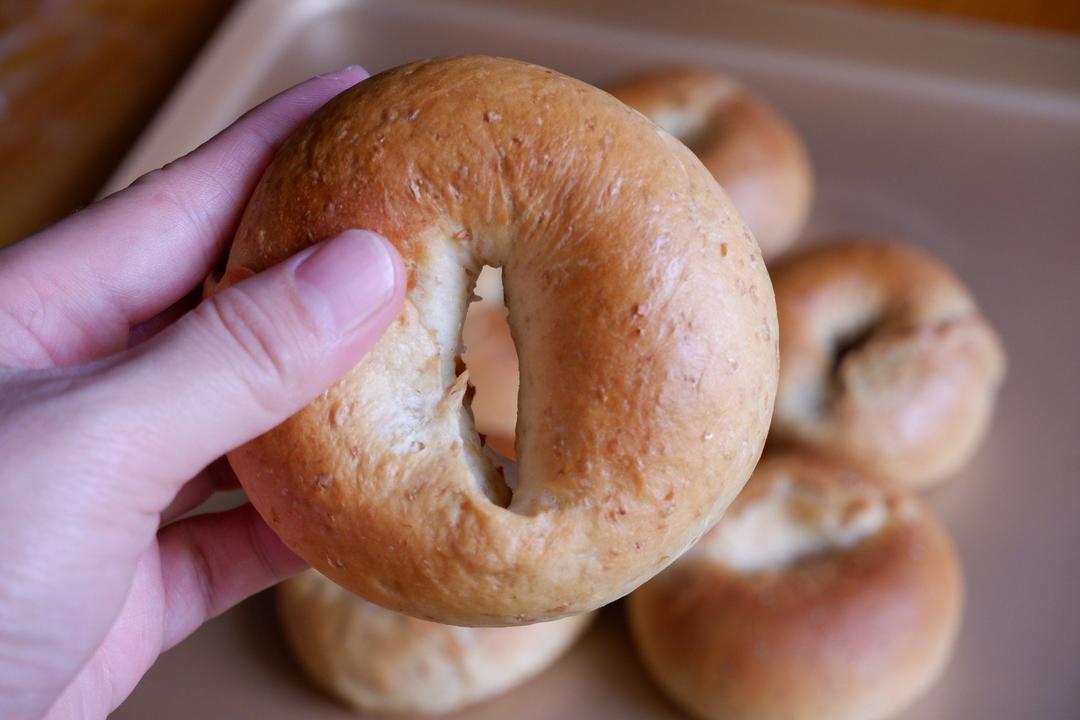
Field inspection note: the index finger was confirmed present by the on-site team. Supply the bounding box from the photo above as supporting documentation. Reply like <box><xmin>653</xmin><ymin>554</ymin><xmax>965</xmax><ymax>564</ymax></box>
<box><xmin>0</xmin><ymin>65</ymin><xmax>369</xmax><ymax>369</ymax></box>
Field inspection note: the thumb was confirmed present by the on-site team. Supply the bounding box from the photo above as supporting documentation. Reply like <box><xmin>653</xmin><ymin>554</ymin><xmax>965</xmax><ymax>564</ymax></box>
<box><xmin>101</xmin><ymin>229</ymin><xmax>404</xmax><ymax>495</ymax></box>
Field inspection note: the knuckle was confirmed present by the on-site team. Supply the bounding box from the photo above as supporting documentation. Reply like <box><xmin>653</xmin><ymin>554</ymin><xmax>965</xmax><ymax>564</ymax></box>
<box><xmin>191</xmin><ymin>287</ymin><xmax>301</xmax><ymax>412</ymax></box>
<box><xmin>0</xmin><ymin>275</ymin><xmax>61</xmax><ymax>367</ymax></box>
<box><xmin>129</xmin><ymin>163</ymin><xmax>231</xmax><ymax>270</ymax></box>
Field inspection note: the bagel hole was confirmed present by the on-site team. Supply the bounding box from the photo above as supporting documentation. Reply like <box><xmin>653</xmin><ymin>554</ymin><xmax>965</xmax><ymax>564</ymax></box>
<box><xmin>829</xmin><ymin>319</ymin><xmax>878</xmax><ymax>387</ymax></box>
<box><xmin>652</xmin><ymin>108</ymin><xmax>712</xmax><ymax>157</ymax></box>
<box><xmin>461</xmin><ymin>266</ymin><xmax>520</xmax><ymax>503</ymax></box>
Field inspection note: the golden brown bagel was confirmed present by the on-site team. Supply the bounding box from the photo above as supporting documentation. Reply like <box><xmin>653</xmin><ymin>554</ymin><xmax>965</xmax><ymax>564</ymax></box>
<box><xmin>770</xmin><ymin>240</ymin><xmax>1005</xmax><ymax>488</ymax></box>
<box><xmin>278</xmin><ymin>570</ymin><xmax>593</xmax><ymax>715</ymax></box>
<box><xmin>607</xmin><ymin>68</ymin><xmax>813</xmax><ymax>259</ymax></box>
<box><xmin>218</xmin><ymin>56</ymin><xmax>779</xmax><ymax>625</ymax></box>
<box><xmin>628</xmin><ymin>451</ymin><xmax>963</xmax><ymax>720</ymax></box>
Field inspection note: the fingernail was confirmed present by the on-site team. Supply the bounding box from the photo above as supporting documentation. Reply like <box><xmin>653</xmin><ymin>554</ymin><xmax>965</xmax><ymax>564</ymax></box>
<box><xmin>316</xmin><ymin>64</ymin><xmax>369</xmax><ymax>83</ymax></box>
<box><xmin>294</xmin><ymin>230</ymin><xmax>398</xmax><ymax>336</ymax></box>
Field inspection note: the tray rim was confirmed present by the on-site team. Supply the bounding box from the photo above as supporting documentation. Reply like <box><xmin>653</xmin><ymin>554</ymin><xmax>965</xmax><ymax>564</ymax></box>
<box><xmin>101</xmin><ymin>0</ymin><xmax>1080</xmax><ymax>197</ymax></box>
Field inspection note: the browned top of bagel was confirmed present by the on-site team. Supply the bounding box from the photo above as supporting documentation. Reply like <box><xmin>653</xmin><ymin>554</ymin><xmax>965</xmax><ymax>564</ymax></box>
<box><xmin>219</xmin><ymin>56</ymin><xmax>778</xmax><ymax>625</ymax></box>
<box><xmin>628</xmin><ymin>451</ymin><xmax>963</xmax><ymax>720</ymax></box>
<box><xmin>769</xmin><ymin>240</ymin><xmax>1005</xmax><ymax>487</ymax></box>
<box><xmin>607</xmin><ymin>68</ymin><xmax>813</xmax><ymax>258</ymax></box>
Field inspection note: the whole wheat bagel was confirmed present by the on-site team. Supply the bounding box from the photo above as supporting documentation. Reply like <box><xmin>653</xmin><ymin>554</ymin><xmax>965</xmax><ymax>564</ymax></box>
<box><xmin>770</xmin><ymin>240</ymin><xmax>1005</xmax><ymax>487</ymax></box>
<box><xmin>278</xmin><ymin>570</ymin><xmax>593</xmax><ymax>714</ymax></box>
<box><xmin>217</xmin><ymin>56</ymin><xmax>779</xmax><ymax>625</ymax></box>
<box><xmin>607</xmin><ymin>68</ymin><xmax>813</xmax><ymax>259</ymax></box>
<box><xmin>628</xmin><ymin>451</ymin><xmax>963</xmax><ymax>720</ymax></box>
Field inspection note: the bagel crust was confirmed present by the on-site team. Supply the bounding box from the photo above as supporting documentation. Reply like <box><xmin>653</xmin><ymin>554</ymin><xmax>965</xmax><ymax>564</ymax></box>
<box><xmin>277</xmin><ymin>570</ymin><xmax>593</xmax><ymax>714</ymax></box>
<box><xmin>219</xmin><ymin>57</ymin><xmax>779</xmax><ymax>625</ymax></box>
<box><xmin>607</xmin><ymin>68</ymin><xmax>814</xmax><ymax>259</ymax></box>
<box><xmin>770</xmin><ymin>240</ymin><xmax>1005</xmax><ymax>488</ymax></box>
<box><xmin>628</xmin><ymin>451</ymin><xmax>963</xmax><ymax>720</ymax></box>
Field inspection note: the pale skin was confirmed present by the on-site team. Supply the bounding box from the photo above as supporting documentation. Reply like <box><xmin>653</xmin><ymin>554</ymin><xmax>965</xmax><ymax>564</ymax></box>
<box><xmin>0</xmin><ymin>66</ymin><xmax>406</xmax><ymax>719</ymax></box>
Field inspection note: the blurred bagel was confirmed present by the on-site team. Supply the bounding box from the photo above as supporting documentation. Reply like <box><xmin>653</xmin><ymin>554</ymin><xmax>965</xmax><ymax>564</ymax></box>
<box><xmin>628</xmin><ymin>451</ymin><xmax>963</xmax><ymax>720</ymax></box>
<box><xmin>770</xmin><ymin>240</ymin><xmax>1005</xmax><ymax>487</ymax></box>
<box><xmin>279</xmin><ymin>570</ymin><xmax>594</xmax><ymax>715</ymax></box>
<box><xmin>608</xmin><ymin>67</ymin><xmax>813</xmax><ymax>258</ymax></box>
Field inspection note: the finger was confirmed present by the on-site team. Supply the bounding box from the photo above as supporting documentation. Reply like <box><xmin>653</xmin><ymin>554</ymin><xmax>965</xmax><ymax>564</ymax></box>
<box><xmin>42</xmin><ymin>548</ymin><xmax>164</xmax><ymax>720</ymax></box>
<box><xmin>0</xmin><ymin>65</ymin><xmax>369</xmax><ymax>369</ymax></box>
<box><xmin>158</xmin><ymin>503</ymin><xmax>307</xmax><ymax>651</ymax></box>
<box><xmin>159</xmin><ymin>458</ymin><xmax>240</xmax><ymax>525</ymax></box>
<box><xmin>86</xmin><ymin>229</ymin><xmax>404</xmax><ymax>507</ymax></box>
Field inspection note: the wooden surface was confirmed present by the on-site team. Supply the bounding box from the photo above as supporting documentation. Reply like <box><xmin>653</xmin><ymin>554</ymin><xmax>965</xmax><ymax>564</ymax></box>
<box><xmin>0</xmin><ymin>0</ymin><xmax>1076</xmax><ymax>249</ymax></box>
<box><xmin>0</xmin><ymin>0</ymin><xmax>234</xmax><ymax>248</ymax></box>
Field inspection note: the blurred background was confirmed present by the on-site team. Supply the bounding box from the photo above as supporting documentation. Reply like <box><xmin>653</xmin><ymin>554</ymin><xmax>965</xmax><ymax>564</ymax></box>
<box><xmin>3</xmin><ymin>2</ymin><xmax>1079</xmax><ymax>719</ymax></box>
<box><xmin>0</xmin><ymin>0</ymin><xmax>1078</xmax><ymax>249</ymax></box>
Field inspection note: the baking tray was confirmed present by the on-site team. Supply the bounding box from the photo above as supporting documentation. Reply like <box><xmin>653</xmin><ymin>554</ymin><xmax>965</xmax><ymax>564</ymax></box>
<box><xmin>106</xmin><ymin>1</ymin><xmax>1080</xmax><ymax>718</ymax></box>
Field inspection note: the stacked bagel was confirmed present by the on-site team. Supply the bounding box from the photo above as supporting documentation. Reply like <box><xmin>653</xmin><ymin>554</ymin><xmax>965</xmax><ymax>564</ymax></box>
<box><xmin>611</xmin><ymin>69</ymin><xmax>1006</xmax><ymax>720</ymax></box>
<box><xmin>217</xmin><ymin>57</ymin><xmax>1005</xmax><ymax>717</ymax></box>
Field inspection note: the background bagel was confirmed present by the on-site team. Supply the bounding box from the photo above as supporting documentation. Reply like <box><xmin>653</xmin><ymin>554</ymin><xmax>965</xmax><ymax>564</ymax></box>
<box><xmin>216</xmin><ymin>56</ymin><xmax>779</xmax><ymax>626</ymax></box>
<box><xmin>769</xmin><ymin>239</ymin><xmax>1005</xmax><ymax>488</ymax></box>
<box><xmin>607</xmin><ymin>68</ymin><xmax>814</xmax><ymax>259</ymax></box>
<box><xmin>628</xmin><ymin>451</ymin><xmax>963</xmax><ymax>720</ymax></box>
<box><xmin>278</xmin><ymin>570</ymin><xmax>594</xmax><ymax>715</ymax></box>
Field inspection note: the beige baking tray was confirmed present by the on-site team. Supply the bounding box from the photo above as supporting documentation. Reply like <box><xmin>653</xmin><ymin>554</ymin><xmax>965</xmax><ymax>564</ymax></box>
<box><xmin>107</xmin><ymin>1</ymin><xmax>1080</xmax><ymax>718</ymax></box>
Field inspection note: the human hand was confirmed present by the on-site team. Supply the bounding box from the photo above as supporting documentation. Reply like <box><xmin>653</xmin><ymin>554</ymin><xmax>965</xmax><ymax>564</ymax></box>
<box><xmin>0</xmin><ymin>66</ymin><xmax>405</xmax><ymax>719</ymax></box>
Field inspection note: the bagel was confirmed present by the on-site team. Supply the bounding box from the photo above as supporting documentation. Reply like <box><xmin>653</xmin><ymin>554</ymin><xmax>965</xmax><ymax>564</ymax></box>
<box><xmin>628</xmin><ymin>451</ymin><xmax>963</xmax><ymax>720</ymax></box>
<box><xmin>278</xmin><ymin>570</ymin><xmax>593</xmax><ymax>714</ymax></box>
<box><xmin>770</xmin><ymin>240</ymin><xmax>1005</xmax><ymax>487</ymax></box>
<box><xmin>217</xmin><ymin>56</ymin><xmax>779</xmax><ymax>625</ymax></box>
<box><xmin>607</xmin><ymin>68</ymin><xmax>813</xmax><ymax>259</ymax></box>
